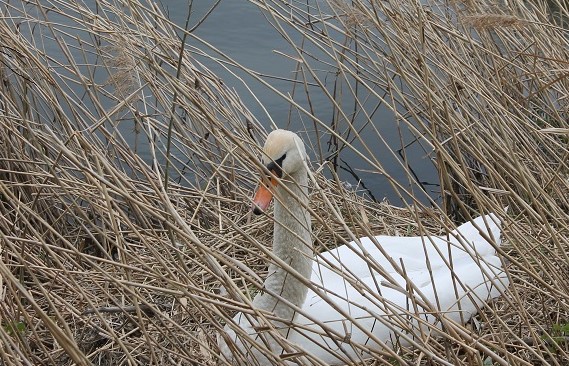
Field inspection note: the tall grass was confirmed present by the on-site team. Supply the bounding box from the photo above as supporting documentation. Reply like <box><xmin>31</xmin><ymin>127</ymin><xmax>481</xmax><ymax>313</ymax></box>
<box><xmin>0</xmin><ymin>0</ymin><xmax>567</xmax><ymax>365</ymax></box>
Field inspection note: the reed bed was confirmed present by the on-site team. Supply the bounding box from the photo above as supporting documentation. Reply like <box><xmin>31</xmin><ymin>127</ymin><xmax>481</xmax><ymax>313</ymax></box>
<box><xmin>0</xmin><ymin>0</ymin><xmax>567</xmax><ymax>365</ymax></box>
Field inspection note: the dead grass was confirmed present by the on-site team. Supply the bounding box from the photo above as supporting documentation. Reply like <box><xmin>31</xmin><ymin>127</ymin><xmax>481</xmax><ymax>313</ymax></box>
<box><xmin>0</xmin><ymin>0</ymin><xmax>568</xmax><ymax>365</ymax></box>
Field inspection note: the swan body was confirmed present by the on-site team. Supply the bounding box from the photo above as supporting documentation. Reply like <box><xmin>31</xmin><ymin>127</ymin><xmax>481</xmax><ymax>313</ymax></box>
<box><xmin>218</xmin><ymin>130</ymin><xmax>508</xmax><ymax>365</ymax></box>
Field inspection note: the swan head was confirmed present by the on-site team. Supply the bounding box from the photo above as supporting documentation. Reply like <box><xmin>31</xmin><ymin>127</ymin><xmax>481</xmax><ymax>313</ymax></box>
<box><xmin>252</xmin><ymin>129</ymin><xmax>307</xmax><ymax>214</ymax></box>
<box><xmin>262</xmin><ymin>129</ymin><xmax>307</xmax><ymax>175</ymax></box>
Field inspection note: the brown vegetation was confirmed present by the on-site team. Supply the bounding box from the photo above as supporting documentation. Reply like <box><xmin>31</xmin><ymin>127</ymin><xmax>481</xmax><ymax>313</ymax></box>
<box><xmin>0</xmin><ymin>0</ymin><xmax>567</xmax><ymax>365</ymax></box>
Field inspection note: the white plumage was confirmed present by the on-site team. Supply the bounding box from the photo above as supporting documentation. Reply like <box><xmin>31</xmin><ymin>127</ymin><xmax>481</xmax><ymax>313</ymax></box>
<box><xmin>219</xmin><ymin>130</ymin><xmax>508</xmax><ymax>365</ymax></box>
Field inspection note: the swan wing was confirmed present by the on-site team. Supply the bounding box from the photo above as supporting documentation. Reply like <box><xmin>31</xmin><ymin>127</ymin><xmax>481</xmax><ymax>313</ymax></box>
<box><xmin>289</xmin><ymin>214</ymin><xmax>507</xmax><ymax>363</ymax></box>
<box><xmin>314</xmin><ymin>213</ymin><xmax>502</xmax><ymax>279</ymax></box>
<box><xmin>295</xmin><ymin>252</ymin><xmax>508</xmax><ymax>364</ymax></box>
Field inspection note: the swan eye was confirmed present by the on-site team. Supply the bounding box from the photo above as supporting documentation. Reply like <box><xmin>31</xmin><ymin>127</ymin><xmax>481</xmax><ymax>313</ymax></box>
<box><xmin>266</xmin><ymin>153</ymin><xmax>286</xmax><ymax>178</ymax></box>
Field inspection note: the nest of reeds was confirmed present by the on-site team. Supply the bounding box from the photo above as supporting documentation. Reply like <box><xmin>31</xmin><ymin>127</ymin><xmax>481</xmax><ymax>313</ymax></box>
<box><xmin>0</xmin><ymin>0</ymin><xmax>568</xmax><ymax>365</ymax></box>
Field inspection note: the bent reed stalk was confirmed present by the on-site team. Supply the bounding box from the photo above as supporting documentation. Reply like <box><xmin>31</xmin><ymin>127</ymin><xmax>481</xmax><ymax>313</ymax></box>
<box><xmin>0</xmin><ymin>0</ymin><xmax>567</xmax><ymax>365</ymax></box>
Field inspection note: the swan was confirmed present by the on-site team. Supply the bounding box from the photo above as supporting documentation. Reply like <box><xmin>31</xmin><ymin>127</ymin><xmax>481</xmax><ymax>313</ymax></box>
<box><xmin>218</xmin><ymin>129</ymin><xmax>508</xmax><ymax>365</ymax></box>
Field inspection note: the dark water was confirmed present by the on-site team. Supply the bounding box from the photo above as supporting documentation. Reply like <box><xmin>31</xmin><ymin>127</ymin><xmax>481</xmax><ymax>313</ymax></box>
<box><xmin>173</xmin><ymin>1</ymin><xmax>440</xmax><ymax>205</ymax></box>
<box><xmin>16</xmin><ymin>1</ymin><xmax>440</xmax><ymax>205</ymax></box>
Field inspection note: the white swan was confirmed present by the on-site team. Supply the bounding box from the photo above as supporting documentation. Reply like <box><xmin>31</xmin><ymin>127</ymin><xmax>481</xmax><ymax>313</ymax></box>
<box><xmin>218</xmin><ymin>129</ymin><xmax>508</xmax><ymax>365</ymax></box>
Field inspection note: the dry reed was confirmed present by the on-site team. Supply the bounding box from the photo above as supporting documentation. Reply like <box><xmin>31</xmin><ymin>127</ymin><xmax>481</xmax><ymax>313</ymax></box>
<box><xmin>0</xmin><ymin>0</ymin><xmax>567</xmax><ymax>365</ymax></box>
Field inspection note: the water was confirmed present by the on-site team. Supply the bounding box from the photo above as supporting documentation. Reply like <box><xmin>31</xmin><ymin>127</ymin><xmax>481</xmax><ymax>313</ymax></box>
<box><xmin>14</xmin><ymin>0</ymin><xmax>440</xmax><ymax>205</ymax></box>
<box><xmin>172</xmin><ymin>1</ymin><xmax>440</xmax><ymax>204</ymax></box>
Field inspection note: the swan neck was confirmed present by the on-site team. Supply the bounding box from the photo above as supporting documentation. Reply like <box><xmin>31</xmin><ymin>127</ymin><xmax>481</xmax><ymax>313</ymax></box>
<box><xmin>255</xmin><ymin>167</ymin><xmax>312</xmax><ymax>323</ymax></box>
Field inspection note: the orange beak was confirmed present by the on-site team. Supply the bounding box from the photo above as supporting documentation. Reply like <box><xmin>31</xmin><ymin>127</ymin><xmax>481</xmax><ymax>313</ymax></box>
<box><xmin>252</xmin><ymin>175</ymin><xmax>279</xmax><ymax>215</ymax></box>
